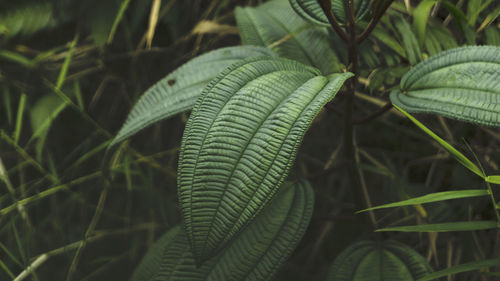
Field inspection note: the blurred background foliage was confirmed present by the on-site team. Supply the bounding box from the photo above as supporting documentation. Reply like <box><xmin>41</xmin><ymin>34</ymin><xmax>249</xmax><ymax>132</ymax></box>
<box><xmin>0</xmin><ymin>0</ymin><xmax>499</xmax><ymax>280</ymax></box>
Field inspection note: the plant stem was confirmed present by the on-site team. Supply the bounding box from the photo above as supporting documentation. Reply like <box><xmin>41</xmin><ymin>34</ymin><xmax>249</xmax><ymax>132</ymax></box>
<box><xmin>316</xmin><ymin>0</ymin><xmax>348</xmax><ymax>42</ymax></box>
<box><xmin>356</xmin><ymin>0</ymin><xmax>394</xmax><ymax>44</ymax></box>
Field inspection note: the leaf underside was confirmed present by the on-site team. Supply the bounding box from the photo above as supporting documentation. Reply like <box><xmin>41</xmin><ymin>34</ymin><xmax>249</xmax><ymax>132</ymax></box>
<box><xmin>327</xmin><ymin>240</ymin><xmax>432</xmax><ymax>281</ymax></box>
<box><xmin>235</xmin><ymin>0</ymin><xmax>341</xmax><ymax>74</ymax></box>
<box><xmin>390</xmin><ymin>45</ymin><xmax>500</xmax><ymax>128</ymax></box>
<box><xmin>130</xmin><ymin>180</ymin><xmax>314</xmax><ymax>281</ymax></box>
<box><xmin>178</xmin><ymin>56</ymin><xmax>352</xmax><ymax>262</ymax></box>
<box><xmin>289</xmin><ymin>0</ymin><xmax>370</xmax><ymax>26</ymax></box>
<box><xmin>110</xmin><ymin>46</ymin><xmax>276</xmax><ymax>147</ymax></box>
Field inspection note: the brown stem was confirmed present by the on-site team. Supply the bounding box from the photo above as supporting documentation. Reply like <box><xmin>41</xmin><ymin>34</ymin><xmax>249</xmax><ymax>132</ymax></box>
<box><xmin>356</xmin><ymin>0</ymin><xmax>394</xmax><ymax>43</ymax></box>
<box><xmin>316</xmin><ymin>0</ymin><xmax>348</xmax><ymax>42</ymax></box>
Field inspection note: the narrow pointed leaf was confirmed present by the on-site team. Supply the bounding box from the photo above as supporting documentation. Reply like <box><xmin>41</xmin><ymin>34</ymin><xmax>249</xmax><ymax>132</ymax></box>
<box><xmin>110</xmin><ymin>46</ymin><xmax>276</xmax><ymax>147</ymax></box>
<box><xmin>486</xmin><ymin>175</ymin><xmax>500</xmax><ymax>184</ymax></box>
<box><xmin>377</xmin><ymin>221</ymin><xmax>499</xmax><ymax>232</ymax></box>
<box><xmin>327</xmin><ymin>240</ymin><xmax>432</xmax><ymax>281</ymax></box>
<box><xmin>391</xmin><ymin>46</ymin><xmax>500</xmax><ymax>127</ymax></box>
<box><xmin>178</xmin><ymin>56</ymin><xmax>352</xmax><ymax>262</ymax></box>
<box><xmin>413</xmin><ymin>0</ymin><xmax>437</xmax><ymax>46</ymax></box>
<box><xmin>394</xmin><ymin>105</ymin><xmax>484</xmax><ymax>178</ymax></box>
<box><xmin>289</xmin><ymin>0</ymin><xmax>371</xmax><ymax>26</ymax></box>
<box><xmin>360</xmin><ymin>189</ymin><xmax>490</xmax><ymax>212</ymax></box>
<box><xmin>417</xmin><ymin>259</ymin><xmax>500</xmax><ymax>281</ymax></box>
<box><xmin>394</xmin><ymin>14</ymin><xmax>423</xmax><ymax>65</ymax></box>
<box><xmin>131</xmin><ymin>180</ymin><xmax>314</xmax><ymax>281</ymax></box>
<box><xmin>235</xmin><ymin>0</ymin><xmax>341</xmax><ymax>74</ymax></box>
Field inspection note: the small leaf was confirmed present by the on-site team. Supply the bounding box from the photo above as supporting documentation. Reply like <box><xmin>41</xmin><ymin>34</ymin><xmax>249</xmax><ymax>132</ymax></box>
<box><xmin>486</xmin><ymin>175</ymin><xmax>500</xmax><ymax>184</ymax></box>
<box><xmin>377</xmin><ymin>221</ymin><xmax>499</xmax><ymax>232</ymax></box>
<box><xmin>131</xmin><ymin>180</ymin><xmax>314</xmax><ymax>281</ymax></box>
<box><xmin>289</xmin><ymin>0</ymin><xmax>370</xmax><ymax>26</ymax></box>
<box><xmin>390</xmin><ymin>46</ymin><xmax>500</xmax><ymax>128</ymax></box>
<box><xmin>417</xmin><ymin>259</ymin><xmax>500</xmax><ymax>281</ymax></box>
<box><xmin>394</xmin><ymin>105</ymin><xmax>484</xmax><ymax>178</ymax></box>
<box><xmin>394</xmin><ymin>13</ymin><xmax>423</xmax><ymax>65</ymax></box>
<box><xmin>235</xmin><ymin>0</ymin><xmax>342</xmax><ymax>74</ymax></box>
<box><xmin>178</xmin><ymin>56</ymin><xmax>352</xmax><ymax>262</ymax></box>
<box><xmin>413</xmin><ymin>0</ymin><xmax>437</xmax><ymax>46</ymax></box>
<box><xmin>327</xmin><ymin>240</ymin><xmax>432</xmax><ymax>281</ymax></box>
<box><xmin>359</xmin><ymin>189</ymin><xmax>490</xmax><ymax>212</ymax></box>
<box><xmin>110</xmin><ymin>46</ymin><xmax>276</xmax><ymax>147</ymax></box>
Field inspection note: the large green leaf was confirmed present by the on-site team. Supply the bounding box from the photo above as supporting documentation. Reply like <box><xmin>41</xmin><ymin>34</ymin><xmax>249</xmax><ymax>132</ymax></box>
<box><xmin>109</xmin><ymin>46</ymin><xmax>276</xmax><ymax>147</ymax></box>
<box><xmin>327</xmin><ymin>240</ymin><xmax>432</xmax><ymax>281</ymax></box>
<box><xmin>178</xmin><ymin>56</ymin><xmax>352</xmax><ymax>262</ymax></box>
<box><xmin>130</xmin><ymin>180</ymin><xmax>314</xmax><ymax>281</ymax></box>
<box><xmin>289</xmin><ymin>0</ymin><xmax>370</xmax><ymax>26</ymax></box>
<box><xmin>235</xmin><ymin>0</ymin><xmax>341</xmax><ymax>74</ymax></box>
<box><xmin>390</xmin><ymin>46</ymin><xmax>500</xmax><ymax>127</ymax></box>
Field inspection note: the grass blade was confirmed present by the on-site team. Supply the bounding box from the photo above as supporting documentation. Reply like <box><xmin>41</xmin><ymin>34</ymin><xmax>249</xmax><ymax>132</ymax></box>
<box><xmin>485</xmin><ymin>175</ymin><xmax>500</xmax><ymax>185</ymax></box>
<box><xmin>14</xmin><ymin>94</ymin><xmax>27</xmax><ymax>144</ymax></box>
<box><xmin>377</xmin><ymin>221</ymin><xmax>499</xmax><ymax>232</ymax></box>
<box><xmin>394</xmin><ymin>105</ymin><xmax>485</xmax><ymax>178</ymax></box>
<box><xmin>359</xmin><ymin>189</ymin><xmax>490</xmax><ymax>212</ymax></box>
<box><xmin>417</xmin><ymin>259</ymin><xmax>500</xmax><ymax>281</ymax></box>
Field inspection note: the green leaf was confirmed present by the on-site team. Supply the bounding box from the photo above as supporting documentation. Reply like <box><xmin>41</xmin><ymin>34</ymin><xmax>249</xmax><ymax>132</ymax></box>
<box><xmin>390</xmin><ymin>46</ymin><xmax>500</xmax><ymax>128</ymax></box>
<box><xmin>110</xmin><ymin>46</ymin><xmax>276</xmax><ymax>147</ymax></box>
<box><xmin>394</xmin><ymin>13</ymin><xmax>423</xmax><ymax>65</ymax></box>
<box><xmin>131</xmin><ymin>180</ymin><xmax>314</xmax><ymax>281</ymax></box>
<box><xmin>413</xmin><ymin>0</ymin><xmax>437</xmax><ymax>47</ymax></box>
<box><xmin>327</xmin><ymin>240</ymin><xmax>432</xmax><ymax>281</ymax></box>
<box><xmin>417</xmin><ymin>259</ymin><xmax>500</xmax><ymax>281</ymax></box>
<box><xmin>235</xmin><ymin>0</ymin><xmax>341</xmax><ymax>74</ymax></box>
<box><xmin>0</xmin><ymin>3</ymin><xmax>56</xmax><ymax>39</ymax></box>
<box><xmin>486</xmin><ymin>175</ymin><xmax>500</xmax><ymax>184</ymax></box>
<box><xmin>393</xmin><ymin>106</ymin><xmax>484</xmax><ymax>178</ymax></box>
<box><xmin>377</xmin><ymin>221</ymin><xmax>499</xmax><ymax>232</ymax></box>
<box><xmin>289</xmin><ymin>0</ymin><xmax>370</xmax><ymax>26</ymax></box>
<box><xmin>178</xmin><ymin>56</ymin><xmax>352</xmax><ymax>262</ymax></box>
<box><xmin>360</xmin><ymin>189</ymin><xmax>490</xmax><ymax>212</ymax></box>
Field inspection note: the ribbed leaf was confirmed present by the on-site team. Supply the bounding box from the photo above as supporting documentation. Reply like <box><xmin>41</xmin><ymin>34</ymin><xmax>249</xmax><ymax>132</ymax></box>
<box><xmin>377</xmin><ymin>221</ymin><xmax>499</xmax><ymax>232</ymax></box>
<box><xmin>130</xmin><ymin>180</ymin><xmax>314</xmax><ymax>281</ymax></box>
<box><xmin>289</xmin><ymin>0</ymin><xmax>370</xmax><ymax>26</ymax></box>
<box><xmin>391</xmin><ymin>46</ymin><xmax>500</xmax><ymax>128</ymax></box>
<box><xmin>417</xmin><ymin>259</ymin><xmax>500</xmax><ymax>281</ymax></box>
<box><xmin>235</xmin><ymin>0</ymin><xmax>341</xmax><ymax>74</ymax></box>
<box><xmin>110</xmin><ymin>46</ymin><xmax>276</xmax><ymax>147</ymax></box>
<box><xmin>327</xmin><ymin>240</ymin><xmax>432</xmax><ymax>281</ymax></box>
<box><xmin>178</xmin><ymin>56</ymin><xmax>352</xmax><ymax>262</ymax></box>
<box><xmin>359</xmin><ymin>189</ymin><xmax>490</xmax><ymax>212</ymax></box>
<box><xmin>394</xmin><ymin>14</ymin><xmax>423</xmax><ymax>65</ymax></box>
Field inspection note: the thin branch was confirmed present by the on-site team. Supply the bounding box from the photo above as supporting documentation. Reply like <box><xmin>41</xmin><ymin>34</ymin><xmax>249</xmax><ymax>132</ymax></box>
<box><xmin>316</xmin><ymin>0</ymin><xmax>348</xmax><ymax>42</ymax></box>
<box><xmin>356</xmin><ymin>0</ymin><xmax>394</xmax><ymax>44</ymax></box>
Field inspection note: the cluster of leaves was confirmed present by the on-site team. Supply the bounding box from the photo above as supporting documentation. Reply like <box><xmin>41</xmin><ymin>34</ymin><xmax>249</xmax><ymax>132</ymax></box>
<box><xmin>1</xmin><ymin>0</ymin><xmax>499</xmax><ymax>280</ymax></box>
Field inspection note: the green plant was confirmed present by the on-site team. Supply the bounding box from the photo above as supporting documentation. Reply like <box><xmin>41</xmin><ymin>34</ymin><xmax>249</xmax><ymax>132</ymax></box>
<box><xmin>1</xmin><ymin>0</ymin><xmax>499</xmax><ymax>280</ymax></box>
<box><xmin>106</xmin><ymin>0</ymin><xmax>500</xmax><ymax>279</ymax></box>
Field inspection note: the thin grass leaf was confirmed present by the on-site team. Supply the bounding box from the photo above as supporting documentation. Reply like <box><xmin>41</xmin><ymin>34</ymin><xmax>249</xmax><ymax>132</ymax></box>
<box><xmin>360</xmin><ymin>189</ymin><xmax>490</xmax><ymax>212</ymax></box>
<box><xmin>56</xmin><ymin>33</ymin><xmax>78</xmax><ymax>90</ymax></box>
<box><xmin>417</xmin><ymin>259</ymin><xmax>500</xmax><ymax>281</ymax></box>
<box><xmin>0</xmin><ymin>259</ymin><xmax>14</xmax><ymax>279</ymax></box>
<box><xmin>13</xmin><ymin>93</ymin><xmax>26</xmax><ymax>144</ymax></box>
<box><xmin>377</xmin><ymin>221</ymin><xmax>499</xmax><ymax>232</ymax></box>
<box><xmin>394</xmin><ymin>105</ymin><xmax>484</xmax><ymax>178</ymax></box>
<box><xmin>110</xmin><ymin>45</ymin><xmax>276</xmax><ymax>147</ymax></box>
<box><xmin>107</xmin><ymin>0</ymin><xmax>132</xmax><ymax>44</ymax></box>
<box><xmin>485</xmin><ymin>175</ymin><xmax>500</xmax><ymax>184</ymax></box>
